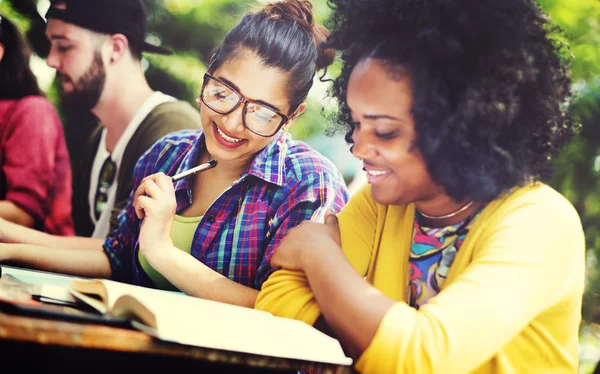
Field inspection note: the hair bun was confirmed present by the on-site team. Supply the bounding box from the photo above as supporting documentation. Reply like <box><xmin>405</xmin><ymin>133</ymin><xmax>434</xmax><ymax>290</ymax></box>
<box><xmin>262</xmin><ymin>0</ymin><xmax>335</xmax><ymax>70</ymax></box>
<box><xmin>263</xmin><ymin>0</ymin><xmax>315</xmax><ymax>32</ymax></box>
<box><xmin>312</xmin><ymin>23</ymin><xmax>335</xmax><ymax>70</ymax></box>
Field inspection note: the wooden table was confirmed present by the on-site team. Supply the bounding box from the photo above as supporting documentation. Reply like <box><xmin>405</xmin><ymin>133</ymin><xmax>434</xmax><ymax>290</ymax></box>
<box><xmin>0</xmin><ymin>266</ymin><xmax>351</xmax><ymax>373</ymax></box>
<box><xmin>0</xmin><ymin>310</ymin><xmax>349</xmax><ymax>373</ymax></box>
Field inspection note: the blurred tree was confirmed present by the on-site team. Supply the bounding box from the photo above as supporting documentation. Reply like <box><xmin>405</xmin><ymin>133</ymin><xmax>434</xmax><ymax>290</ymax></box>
<box><xmin>540</xmin><ymin>0</ymin><xmax>600</xmax><ymax>82</ymax></box>
<box><xmin>538</xmin><ymin>0</ymin><xmax>600</xmax><ymax>325</ymax></box>
<box><xmin>5</xmin><ymin>0</ymin><xmax>49</xmax><ymax>56</ymax></box>
<box><xmin>143</xmin><ymin>0</ymin><xmax>255</xmax><ymax>102</ymax></box>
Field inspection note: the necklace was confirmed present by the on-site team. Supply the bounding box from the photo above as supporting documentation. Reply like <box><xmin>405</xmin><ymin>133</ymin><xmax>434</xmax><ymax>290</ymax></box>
<box><xmin>416</xmin><ymin>201</ymin><xmax>474</xmax><ymax>220</ymax></box>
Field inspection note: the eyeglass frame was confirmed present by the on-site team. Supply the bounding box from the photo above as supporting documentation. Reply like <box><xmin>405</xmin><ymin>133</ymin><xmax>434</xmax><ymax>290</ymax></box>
<box><xmin>198</xmin><ymin>72</ymin><xmax>292</xmax><ymax>138</ymax></box>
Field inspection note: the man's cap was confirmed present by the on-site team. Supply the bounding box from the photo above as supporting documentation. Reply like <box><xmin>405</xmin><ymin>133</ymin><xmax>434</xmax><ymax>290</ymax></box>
<box><xmin>45</xmin><ymin>0</ymin><xmax>172</xmax><ymax>55</ymax></box>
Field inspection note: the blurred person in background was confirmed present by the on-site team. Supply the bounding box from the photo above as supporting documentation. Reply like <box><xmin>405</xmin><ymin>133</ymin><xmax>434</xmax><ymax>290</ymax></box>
<box><xmin>257</xmin><ymin>0</ymin><xmax>585</xmax><ymax>372</ymax></box>
<box><xmin>0</xmin><ymin>14</ymin><xmax>73</xmax><ymax>236</ymax></box>
<box><xmin>0</xmin><ymin>0</ymin><xmax>201</xmax><ymax>245</ymax></box>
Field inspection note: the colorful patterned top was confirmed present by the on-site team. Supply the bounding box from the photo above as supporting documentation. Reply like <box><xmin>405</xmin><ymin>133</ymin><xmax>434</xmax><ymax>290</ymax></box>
<box><xmin>408</xmin><ymin>212</ymin><xmax>479</xmax><ymax>308</ymax></box>
<box><xmin>103</xmin><ymin>129</ymin><xmax>349</xmax><ymax>290</ymax></box>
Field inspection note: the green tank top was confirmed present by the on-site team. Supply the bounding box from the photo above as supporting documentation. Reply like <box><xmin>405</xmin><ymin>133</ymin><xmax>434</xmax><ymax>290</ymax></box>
<box><xmin>138</xmin><ymin>214</ymin><xmax>202</xmax><ymax>291</ymax></box>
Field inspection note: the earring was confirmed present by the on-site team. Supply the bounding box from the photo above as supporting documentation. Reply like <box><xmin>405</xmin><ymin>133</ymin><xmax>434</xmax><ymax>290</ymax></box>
<box><xmin>276</xmin><ymin>128</ymin><xmax>289</xmax><ymax>186</ymax></box>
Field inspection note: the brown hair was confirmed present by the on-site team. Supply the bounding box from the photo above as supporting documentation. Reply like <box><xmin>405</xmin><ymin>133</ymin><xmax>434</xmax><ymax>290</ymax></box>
<box><xmin>210</xmin><ymin>0</ymin><xmax>335</xmax><ymax>113</ymax></box>
<box><xmin>262</xmin><ymin>0</ymin><xmax>335</xmax><ymax>70</ymax></box>
<box><xmin>0</xmin><ymin>15</ymin><xmax>43</xmax><ymax>99</ymax></box>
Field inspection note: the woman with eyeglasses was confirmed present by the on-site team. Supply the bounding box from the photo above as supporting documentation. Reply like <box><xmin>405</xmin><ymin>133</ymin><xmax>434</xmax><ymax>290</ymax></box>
<box><xmin>0</xmin><ymin>0</ymin><xmax>348</xmax><ymax>308</ymax></box>
<box><xmin>255</xmin><ymin>0</ymin><xmax>585</xmax><ymax>372</ymax></box>
<box><xmin>0</xmin><ymin>15</ymin><xmax>74</xmax><ymax>236</ymax></box>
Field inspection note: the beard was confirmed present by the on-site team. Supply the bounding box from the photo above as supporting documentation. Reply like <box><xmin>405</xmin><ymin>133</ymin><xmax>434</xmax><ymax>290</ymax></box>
<box><xmin>60</xmin><ymin>51</ymin><xmax>106</xmax><ymax>112</ymax></box>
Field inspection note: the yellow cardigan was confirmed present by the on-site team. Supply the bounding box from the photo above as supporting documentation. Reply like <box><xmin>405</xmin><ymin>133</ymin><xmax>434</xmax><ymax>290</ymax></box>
<box><xmin>256</xmin><ymin>183</ymin><xmax>585</xmax><ymax>373</ymax></box>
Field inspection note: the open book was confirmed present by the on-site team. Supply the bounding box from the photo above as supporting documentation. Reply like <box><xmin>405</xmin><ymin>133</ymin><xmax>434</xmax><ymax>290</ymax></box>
<box><xmin>67</xmin><ymin>278</ymin><xmax>352</xmax><ymax>366</ymax></box>
<box><xmin>0</xmin><ymin>271</ymin><xmax>130</xmax><ymax>327</ymax></box>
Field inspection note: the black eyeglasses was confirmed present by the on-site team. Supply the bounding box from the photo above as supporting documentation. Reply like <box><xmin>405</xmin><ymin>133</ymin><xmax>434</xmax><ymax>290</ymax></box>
<box><xmin>94</xmin><ymin>156</ymin><xmax>117</xmax><ymax>220</ymax></box>
<box><xmin>199</xmin><ymin>73</ymin><xmax>290</xmax><ymax>137</ymax></box>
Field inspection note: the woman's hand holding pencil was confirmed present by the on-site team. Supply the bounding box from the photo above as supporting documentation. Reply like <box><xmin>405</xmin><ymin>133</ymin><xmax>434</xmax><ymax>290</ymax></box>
<box><xmin>132</xmin><ymin>160</ymin><xmax>218</xmax><ymax>260</ymax></box>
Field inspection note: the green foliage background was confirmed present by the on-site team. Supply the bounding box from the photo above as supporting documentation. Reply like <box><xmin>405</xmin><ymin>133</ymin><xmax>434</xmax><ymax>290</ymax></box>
<box><xmin>539</xmin><ymin>0</ymin><xmax>600</xmax><ymax>324</ymax></box>
<box><xmin>1</xmin><ymin>0</ymin><xmax>599</xmax><ymax>368</ymax></box>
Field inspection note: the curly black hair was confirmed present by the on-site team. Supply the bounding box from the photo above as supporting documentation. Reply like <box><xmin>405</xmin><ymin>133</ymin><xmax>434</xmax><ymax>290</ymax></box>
<box><xmin>326</xmin><ymin>0</ymin><xmax>576</xmax><ymax>203</ymax></box>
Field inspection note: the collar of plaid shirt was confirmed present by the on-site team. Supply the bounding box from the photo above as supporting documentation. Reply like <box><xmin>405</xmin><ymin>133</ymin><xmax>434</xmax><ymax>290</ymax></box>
<box><xmin>170</xmin><ymin>130</ymin><xmax>289</xmax><ymax>192</ymax></box>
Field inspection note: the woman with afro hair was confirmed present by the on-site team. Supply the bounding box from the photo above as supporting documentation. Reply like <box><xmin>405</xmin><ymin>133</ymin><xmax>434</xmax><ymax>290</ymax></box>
<box><xmin>255</xmin><ymin>0</ymin><xmax>585</xmax><ymax>372</ymax></box>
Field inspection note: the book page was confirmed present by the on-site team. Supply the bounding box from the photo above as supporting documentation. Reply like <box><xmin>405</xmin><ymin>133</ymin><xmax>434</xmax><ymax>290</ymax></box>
<box><xmin>155</xmin><ymin>305</ymin><xmax>352</xmax><ymax>365</ymax></box>
<box><xmin>90</xmin><ymin>280</ymin><xmax>351</xmax><ymax>365</ymax></box>
<box><xmin>3</xmin><ymin>266</ymin><xmax>85</xmax><ymax>307</ymax></box>
<box><xmin>2</xmin><ymin>265</ymin><xmax>84</xmax><ymax>288</ymax></box>
<box><xmin>68</xmin><ymin>288</ymin><xmax>109</xmax><ymax>314</ymax></box>
<box><xmin>0</xmin><ymin>274</ymin><xmax>36</xmax><ymax>305</ymax></box>
<box><xmin>32</xmin><ymin>283</ymin><xmax>78</xmax><ymax>305</ymax></box>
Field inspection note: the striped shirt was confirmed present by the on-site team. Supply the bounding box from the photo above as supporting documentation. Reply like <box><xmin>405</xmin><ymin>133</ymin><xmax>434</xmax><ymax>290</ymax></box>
<box><xmin>103</xmin><ymin>129</ymin><xmax>349</xmax><ymax>289</ymax></box>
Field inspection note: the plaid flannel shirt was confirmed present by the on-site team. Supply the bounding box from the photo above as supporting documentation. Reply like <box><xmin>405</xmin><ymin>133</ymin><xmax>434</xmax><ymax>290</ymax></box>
<box><xmin>103</xmin><ymin>129</ymin><xmax>349</xmax><ymax>289</ymax></box>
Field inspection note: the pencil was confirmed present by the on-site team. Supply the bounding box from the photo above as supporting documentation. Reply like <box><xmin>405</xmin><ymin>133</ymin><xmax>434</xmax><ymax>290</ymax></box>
<box><xmin>171</xmin><ymin>160</ymin><xmax>218</xmax><ymax>181</ymax></box>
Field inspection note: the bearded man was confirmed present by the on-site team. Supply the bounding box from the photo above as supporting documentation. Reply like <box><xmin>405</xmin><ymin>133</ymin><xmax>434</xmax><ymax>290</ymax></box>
<box><xmin>0</xmin><ymin>0</ymin><xmax>201</xmax><ymax>248</ymax></box>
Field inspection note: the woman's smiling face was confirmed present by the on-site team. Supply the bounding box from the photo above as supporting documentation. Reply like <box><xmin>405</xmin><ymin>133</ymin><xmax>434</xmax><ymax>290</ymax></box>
<box><xmin>347</xmin><ymin>58</ymin><xmax>444</xmax><ymax>206</ymax></box>
<box><xmin>199</xmin><ymin>52</ymin><xmax>292</xmax><ymax>164</ymax></box>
